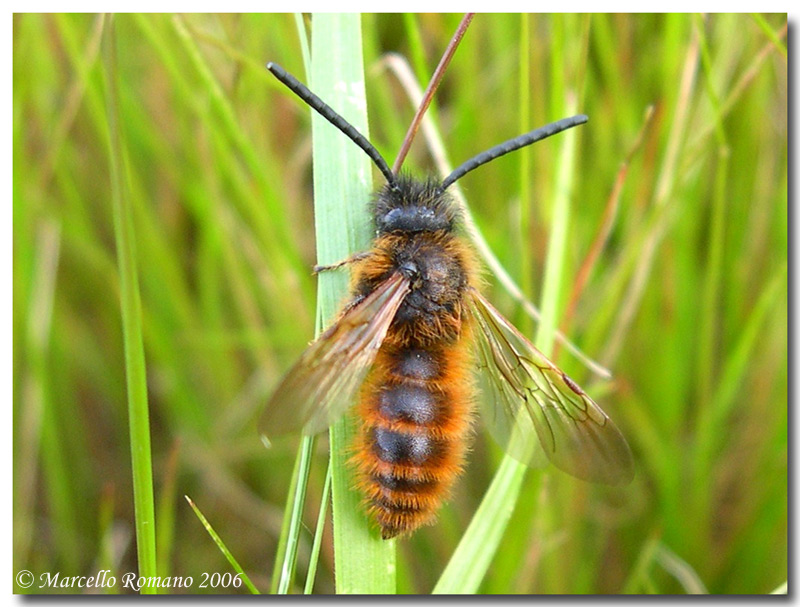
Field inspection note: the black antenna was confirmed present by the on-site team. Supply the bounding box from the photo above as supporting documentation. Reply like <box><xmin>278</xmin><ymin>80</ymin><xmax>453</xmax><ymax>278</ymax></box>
<box><xmin>440</xmin><ymin>114</ymin><xmax>589</xmax><ymax>191</ymax></box>
<box><xmin>267</xmin><ymin>63</ymin><xmax>397</xmax><ymax>188</ymax></box>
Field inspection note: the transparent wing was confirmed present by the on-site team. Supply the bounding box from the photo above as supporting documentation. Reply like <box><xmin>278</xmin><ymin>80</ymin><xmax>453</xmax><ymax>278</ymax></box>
<box><xmin>259</xmin><ymin>272</ymin><xmax>410</xmax><ymax>442</ymax></box>
<box><xmin>470</xmin><ymin>290</ymin><xmax>634</xmax><ymax>485</ymax></box>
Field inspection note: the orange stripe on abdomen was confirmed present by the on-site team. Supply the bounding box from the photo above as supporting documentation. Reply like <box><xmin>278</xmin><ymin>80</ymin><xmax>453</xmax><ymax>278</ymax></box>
<box><xmin>353</xmin><ymin>338</ymin><xmax>473</xmax><ymax>539</ymax></box>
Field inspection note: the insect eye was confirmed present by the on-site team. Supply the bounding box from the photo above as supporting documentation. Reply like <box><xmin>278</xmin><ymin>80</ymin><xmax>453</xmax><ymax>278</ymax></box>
<box><xmin>399</xmin><ymin>261</ymin><xmax>419</xmax><ymax>279</ymax></box>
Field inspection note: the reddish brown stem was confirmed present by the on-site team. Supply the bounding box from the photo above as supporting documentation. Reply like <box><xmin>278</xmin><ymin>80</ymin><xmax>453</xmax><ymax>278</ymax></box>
<box><xmin>392</xmin><ymin>13</ymin><xmax>475</xmax><ymax>174</ymax></box>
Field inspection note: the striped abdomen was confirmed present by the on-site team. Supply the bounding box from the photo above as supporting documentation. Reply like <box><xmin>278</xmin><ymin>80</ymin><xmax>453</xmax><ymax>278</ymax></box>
<box><xmin>353</xmin><ymin>336</ymin><xmax>473</xmax><ymax>539</ymax></box>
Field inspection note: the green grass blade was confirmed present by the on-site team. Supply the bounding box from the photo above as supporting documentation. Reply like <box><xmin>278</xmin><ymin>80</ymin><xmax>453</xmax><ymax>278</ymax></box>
<box><xmin>97</xmin><ymin>484</ymin><xmax>116</xmax><ymax>594</ymax></box>
<box><xmin>697</xmin><ymin>263</ymin><xmax>787</xmax><ymax>459</ymax></box>
<box><xmin>750</xmin><ymin>13</ymin><xmax>787</xmax><ymax>58</ymax></box>
<box><xmin>185</xmin><ymin>496</ymin><xmax>260</xmax><ymax>594</ymax></box>
<box><xmin>516</xmin><ymin>13</ymin><xmax>532</xmax><ymax>334</ymax></box>
<box><xmin>269</xmin><ymin>14</ymin><xmax>315</xmax><ymax>597</ymax></box>
<box><xmin>434</xmin><ymin>90</ymin><xmax>583</xmax><ymax>597</ymax></box>
<box><xmin>271</xmin><ymin>435</ymin><xmax>314</xmax><ymax>594</ymax></box>
<box><xmin>155</xmin><ymin>441</ymin><xmax>181</xmax><ymax>579</ymax></box>
<box><xmin>293</xmin><ymin>13</ymin><xmax>311</xmax><ymax>71</ymax></box>
<box><xmin>311</xmin><ymin>13</ymin><xmax>396</xmax><ymax>594</ymax></box>
<box><xmin>101</xmin><ymin>14</ymin><xmax>158</xmax><ymax>592</ymax></box>
<box><xmin>15</xmin><ymin>220</ymin><xmax>62</xmax><ymax>575</ymax></box>
<box><xmin>433</xmin><ymin>457</ymin><xmax>527</xmax><ymax>594</ymax></box>
<box><xmin>622</xmin><ymin>532</ymin><xmax>661</xmax><ymax>594</ymax></box>
<box><xmin>304</xmin><ymin>461</ymin><xmax>332</xmax><ymax>594</ymax></box>
<box><xmin>536</xmin><ymin>98</ymin><xmax>580</xmax><ymax>353</ymax></box>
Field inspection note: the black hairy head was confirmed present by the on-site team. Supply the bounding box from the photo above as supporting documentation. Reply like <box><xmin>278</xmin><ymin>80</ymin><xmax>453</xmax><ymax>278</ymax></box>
<box><xmin>373</xmin><ymin>174</ymin><xmax>460</xmax><ymax>235</ymax></box>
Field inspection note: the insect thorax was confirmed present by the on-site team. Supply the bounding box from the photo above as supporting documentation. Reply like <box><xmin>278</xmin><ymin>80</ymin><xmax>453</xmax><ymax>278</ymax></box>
<box><xmin>349</xmin><ymin>177</ymin><xmax>471</xmax><ymax>345</ymax></box>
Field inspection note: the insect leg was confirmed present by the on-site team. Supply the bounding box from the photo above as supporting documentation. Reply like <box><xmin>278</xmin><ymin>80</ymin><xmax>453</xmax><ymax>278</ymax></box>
<box><xmin>313</xmin><ymin>251</ymin><xmax>371</xmax><ymax>274</ymax></box>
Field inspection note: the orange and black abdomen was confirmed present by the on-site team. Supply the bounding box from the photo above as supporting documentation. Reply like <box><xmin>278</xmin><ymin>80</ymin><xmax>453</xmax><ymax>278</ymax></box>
<box><xmin>353</xmin><ymin>332</ymin><xmax>473</xmax><ymax>538</ymax></box>
<box><xmin>350</xmin><ymin>181</ymin><xmax>478</xmax><ymax>538</ymax></box>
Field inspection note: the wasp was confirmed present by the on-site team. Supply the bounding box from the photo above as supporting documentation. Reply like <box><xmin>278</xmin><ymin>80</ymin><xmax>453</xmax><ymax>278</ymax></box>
<box><xmin>261</xmin><ymin>62</ymin><xmax>634</xmax><ymax>539</ymax></box>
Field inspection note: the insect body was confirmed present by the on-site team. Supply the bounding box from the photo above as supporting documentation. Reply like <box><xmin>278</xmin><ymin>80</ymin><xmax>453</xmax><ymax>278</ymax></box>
<box><xmin>349</xmin><ymin>177</ymin><xmax>477</xmax><ymax>538</ymax></box>
<box><xmin>261</xmin><ymin>63</ymin><xmax>634</xmax><ymax>539</ymax></box>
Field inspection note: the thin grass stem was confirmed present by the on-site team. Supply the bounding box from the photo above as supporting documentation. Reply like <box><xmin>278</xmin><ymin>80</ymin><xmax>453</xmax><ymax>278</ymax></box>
<box><xmin>101</xmin><ymin>13</ymin><xmax>158</xmax><ymax>592</ymax></box>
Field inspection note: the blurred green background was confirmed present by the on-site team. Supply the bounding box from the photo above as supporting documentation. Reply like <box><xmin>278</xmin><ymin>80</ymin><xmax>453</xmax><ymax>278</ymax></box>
<box><xmin>13</xmin><ymin>13</ymin><xmax>787</xmax><ymax>594</ymax></box>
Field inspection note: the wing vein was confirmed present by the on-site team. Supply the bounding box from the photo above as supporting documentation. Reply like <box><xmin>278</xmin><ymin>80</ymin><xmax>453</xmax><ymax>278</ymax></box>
<box><xmin>469</xmin><ymin>289</ymin><xmax>634</xmax><ymax>485</ymax></box>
